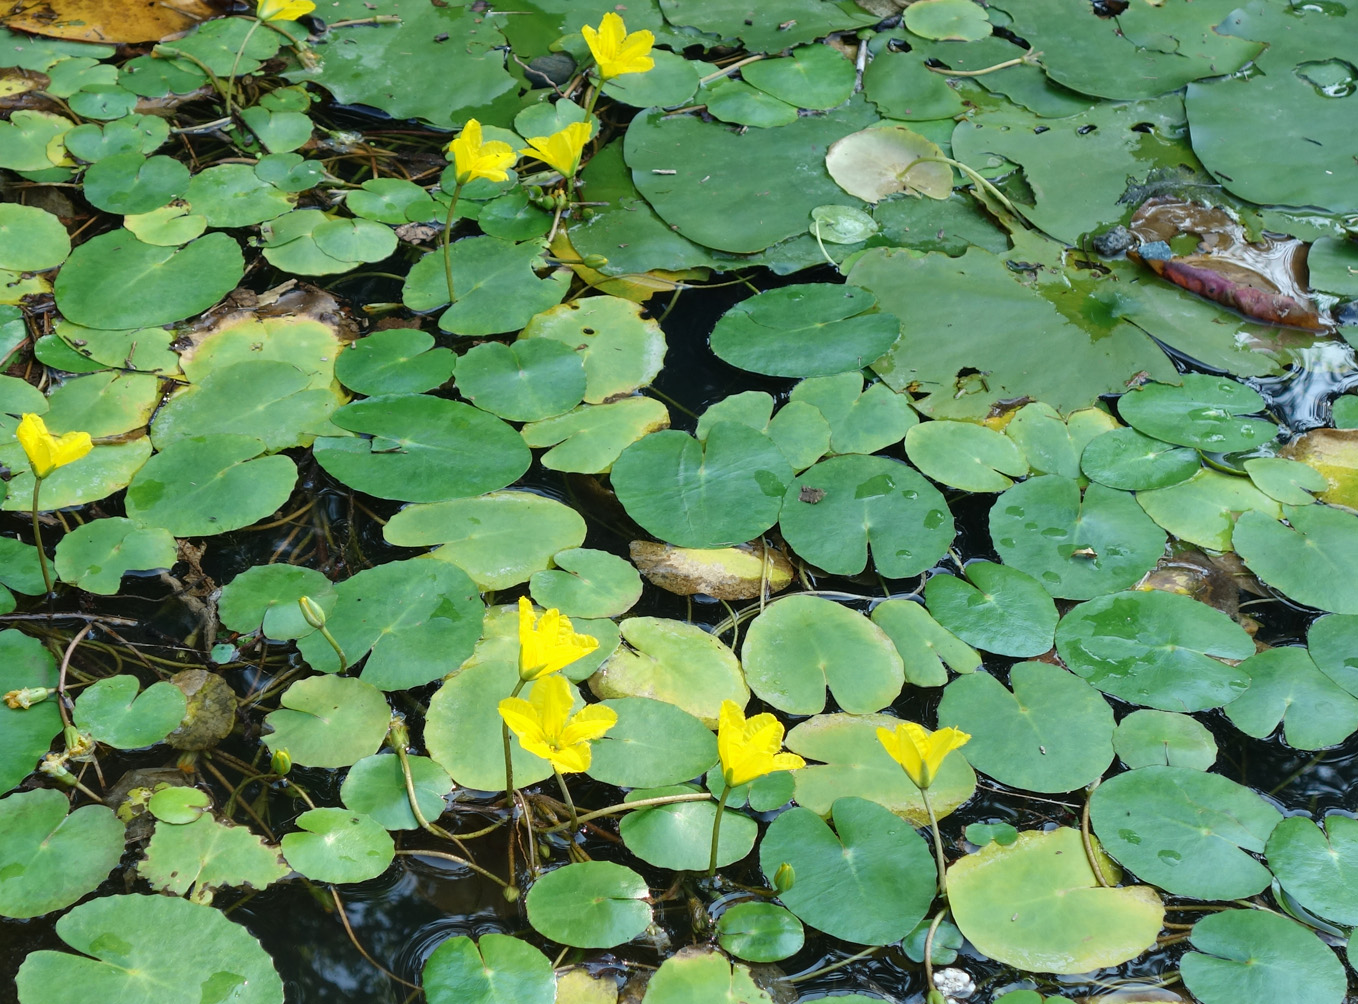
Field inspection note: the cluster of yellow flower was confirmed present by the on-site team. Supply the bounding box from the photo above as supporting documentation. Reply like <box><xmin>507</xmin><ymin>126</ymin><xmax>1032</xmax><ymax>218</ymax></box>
<box><xmin>448</xmin><ymin>12</ymin><xmax>656</xmax><ymax>185</ymax></box>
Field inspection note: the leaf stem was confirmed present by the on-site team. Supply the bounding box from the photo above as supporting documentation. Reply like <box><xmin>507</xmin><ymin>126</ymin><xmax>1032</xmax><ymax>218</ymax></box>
<box><xmin>539</xmin><ymin>792</ymin><xmax>713</xmax><ymax>834</ymax></box>
<box><xmin>223</xmin><ymin>17</ymin><xmax>264</xmax><ymax>126</ymax></box>
<box><xmin>904</xmin><ymin>156</ymin><xmax>1024</xmax><ymax>224</ymax></box>
<box><xmin>706</xmin><ymin>785</ymin><xmax>732</xmax><ymax>878</ymax></box>
<box><xmin>920</xmin><ymin>786</ymin><xmax>947</xmax><ymax>898</ymax></box>
<box><xmin>925</xmin><ymin>50</ymin><xmax>1044</xmax><ymax>77</ymax></box>
<box><xmin>441</xmin><ymin>179</ymin><xmax>466</xmax><ymax>307</ymax></box>
<box><xmin>553</xmin><ymin>765</ymin><xmax>579</xmax><ymax>836</ymax></box>
<box><xmin>31</xmin><ymin>477</ymin><xmax>52</xmax><ymax>596</ymax></box>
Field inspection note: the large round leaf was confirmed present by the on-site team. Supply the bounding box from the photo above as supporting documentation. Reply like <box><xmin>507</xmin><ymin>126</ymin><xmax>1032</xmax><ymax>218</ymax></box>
<box><xmin>454</xmin><ymin>339</ymin><xmax>586</xmax><ymax>422</ymax></box>
<box><xmin>778</xmin><ymin>454</ymin><xmax>953</xmax><ymax>578</ymax></box>
<box><xmin>1055</xmin><ymin>590</ymin><xmax>1253</xmax><ymax>711</ymax></box>
<box><xmin>948</xmin><ymin>828</ymin><xmax>1163</xmax><ymax>976</ymax></box>
<box><xmin>529</xmin><ymin>548</ymin><xmax>643</xmax><ymax>619</ymax></box>
<box><xmin>1225</xmin><ymin>646</ymin><xmax>1358</xmax><ymax>750</ymax></box>
<box><xmin>924</xmin><ymin>562</ymin><xmax>1057</xmax><ymax>657</ymax></box>
<box><xmin>124</xmin><ymin>435</ymin><xmax>297</xmax><ymax>537</ymax></box>
<box><xmin>1180</xmin><ymin>909</ymin><xmax>1347</xmax><ymax>1004</ymax></box>
<box><xmin>519</xmin><ymin>295</ymin><xmax>665</xmax><ymax>404</ymax></box>
<box><xmin>0</xmin><ymin>788</ymin><xmax>123</xmax><ymax>919</ymax></box>
<box><xmin>314</xmin><ymin>395</ymin><xmax>529</xmax><ymax>503</ymax></box>
<box><xmin>333</xmin><ymin>328</ymin><xmax>456</xmax><ymax>396</ymax></box>
<box><xmin>281</xmin><ymin>807</ymin><xmax>394</xmax><ymax>883</ymax></box>
<box><xmin>741</xmin><ymin>595</ymin><xmax>903</xmax><ymax>715</ymax></box>
<box><xmin>218</xmin><ymin>564</ymin><xmax>337</xmax><ymax>642</ymax></box>
<box><xmin>0</xmin><ymin>630</ymin><xmax>61</xmax><ymax>794</ymax></box>
<box><xmin>139</xmin><ymin>814</ymin><xmax>288</xmax><ymax>900</ymax></box>
<box><xmin>423</xmin><ymin>935</ymin><xmax>554</xmax><ymax>1004</ymax></box>
<box><xmin>1113</xmin><ymin>710</ymin><xmax>1217</xmax><ymax>770</ymax></box>
<box><xmin>1233</xmin><ymin>504</ymin><xmax>1358</xmax><ymax>614</ymax></box>
<box><xmin>53</xmin><ymin>517</ymin><xmax>176</xmax><ymax>595</ymax></box>
<box><xmin>586</xmin><ymin>698</ymin><xmax>718</xmax><ymax>788</ymax></box>
<box><xmin>787</xmin><ymin>373</ymin><xmax>916</xmax><ymax>456</ymax></box>
<box><xmin>709</xmin><ymin>284</ymin><xmax>901</xmax><ymax>378</ymax></box>
<box><xmin>341</xmin><ymin>753</ymin><xmax>452</xmax><ymax>832</ymax></box>
<box><xmin>1267</xmin><ymin>816</ymin><xmax>1358</xmax><ymax>927</ymax></box>
<box><xmin>71</xmin><ymin>675</ymin><xmax>187</xmax><ymax>749</ymax></box>
<box><xmin>0</xmin><ymin>203</ymin><xmax>70</xmax><ymax>271</ymax></box>
<box><xmin>1308</xmin><ymin>613</ymin><xmax>1358</xmax><ymax>697</ymax></box>
<box><xmin>870</xmin><ymin>599</ymin><xmax>981</xmax><ymax>687</ymax></box>
<box><xmin>53</xmin><ymin>229</ymin><xmax>243</xmax><ymax>329</ymax></box>
<box><xmin>612</xmin><ymin>425</ymin><xmax>792</xmax><ymax>549</ymax></box>
<box><xmin>640</xmin><ymin>949</ymin><xmax>776</xmax><ymax>1004</ymax></box>
<box><xmin>15</xmin><ymin>894</ymin><xmax>283</xmax><ymax>1004</ymax></box>
<box><xmin>1136</xmin><ymin>469</ymin><xmax>1281</xmax><ymax>551</ymax></box>
<box><xmin>1090</xmin><ymin>766</ymin><xmax>1282</xmax><ymax>899</ymax></box>
<box><xmin>1080</xmin><ymin>427</ymin><xmax>1200</xmax><ymax>491</ymax></box>
<box><xmin>525</xmin><ymin>861</ymin><xmax>652</xmax><ymax>948</ymax></box>
<box><xmin>757</xmin><ymin>796</ymin><xmax>935</xmax><ymax>945</ymax></box>
<box><xmin>937</xmin><ymin>662</ymin><xmax>1114</xmax><ymax>793</ymax></box>
<box><xmin>261</xmin><ymin>675</ymin><xmax>390</xmax><ymax>769</ymax></box>
<box><xmin>619</xmin><ymin>784</ymin><xmax>756</xmax><ymax>871</ymax></box>
<box><xmin>1116</xmin><ymin>375</ymin><xmax>1278</xmax><ymax>453</ymax></box>
<box><xmin>521</xmin><ymin>397</ymin><xmax>671</xmax><ymax>474</ymax></box>
<box><xmin>904</xmin><ymin>420</ymin><xmax>1027</xmax><ymax>492</ymax></box>
<box><xmin>715</xmin><ymin>904</ymin><xmax>805</xmax><ymax>964</ymax></box>
<box><xmin>989</xmin><ymin>476</ymin><xmax>1166</xmax><ymax>600</ymax></box>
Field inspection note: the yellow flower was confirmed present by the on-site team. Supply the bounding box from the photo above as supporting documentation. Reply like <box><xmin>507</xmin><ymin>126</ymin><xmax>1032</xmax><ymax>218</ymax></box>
<box><xmin>256</xmin><ymin>0</ymin><xmax>316</xmax><ymax>21</ymax></box>
<box><xmin>498</xmin><ymin>674</ymin><xmax>617</xmax><ymax>774</ymax></box>
<box><xmin>582</xmin><ymin>12</ymin><xmax>656</xmax><ymax>81</ymax></box>
<box><xmin>876</xmin><ymin>721</ymin><xmax>970</xmax><ymax>790</ymax></box>
<box><xmin>517</xmin><ymin>597</ymin><xmax>599</xmax><ymax>681</ymax></box>
<box><xmin>718</xmin><ymin>700</ymin><xmax>805</xmax><ymax>788</ymax></box>
<box><xmin>16</xmin><ymin>413</ymin><xmax>92</xmax><ymax>479</ymax></box>
<box><xmin>520</xmin><ymin>121</ymin><xmax>591</xmax><ymax>179</ymax></box>
<box><xmin>445</xmin><ymin>118</ymin><xmax>517</xmax><ymax>186</ymax></box>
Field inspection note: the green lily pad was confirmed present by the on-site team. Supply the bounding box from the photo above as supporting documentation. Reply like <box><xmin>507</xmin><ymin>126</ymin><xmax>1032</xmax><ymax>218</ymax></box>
<box><xmin>2</xmin><ymin>439</ymin><xmax>151</xmax><ymax>513</ymax></box>
<box><xmin>1307</xmin><ymin>236</ymin><xmax>1358</xmax><ymax>297</ymax></box>
<box><xmin>334</xmin><ymin>329</ymin><xmax>456</xmax><ymax>396</ymax></box>
<box><xmin>455</xmin><ymin>339</ymin><xmax>587</xmax><ymax>422</ymax></box>
<box><xmin>826</xmin><ymin>123</ymin><xmax>953</xmax><ymax>204</ymax></box>
<box><xmin>521</xmin><ymin>397</ymin><xmax>671</xmax><ymax>474</ymax></box>
<box><xmin>1225</xmin><ymin>646</ymin><xmax>1358</xmax><ymax>750</ymax></box>
<box><xmin>0</xmin><ymin>788</ymin><xmax>123</xmax><ymax>919</ymax></box>
<box><xmin>259</xmin><ymin>210</ymin><xmax>373</xmax><ymax>275</ymax></box>
<box><xmin>742</xmin><ymin>595</ymin><xmax>903</xmax><ymax>715</ymax></box>
<box><xmin>62</xmin><ymin>114</ymin><xmax>168</xmax><ymax>163</ymax></box>
<box><xmin>529</xmin><ymin>548</ymin><xmax>642</xmax><ymax>619</ymax></box>
<box><xmin>905</xmin><ymin>421</ymin><xmax>1027</xmax><ymax>492</ymax></box>
<box><xmin>346</xmin><ymin>179</ymin><xmax>438</xmax><ymax>224</ymax></box>
<box><xmin>787</xmin><ymin>373</ymin><xmax>917</xmax><ymax>456</ymax></box>
<box><xmin>905</xmin><ymin>0</ymin><xmax>991</xmax><ymax>40</ymax></box>
<box><xmin>1244</xmin><ymin>457</ymin><xmax>1328</xmax><ymax>505</ymax></box>
<box><xmin>519</xmin><ymin>295</ymin><xmax>666</xmax><ymax>405</ymax></box>
<box><xmin>779</xmin><ymin>454</ymin><xmax>953</xmax><ymax>578</ymax></box>
<box><xmin>0</xmin><ymin>631</ymin><xmax>61</xmax><ymax>793</ymax></box>
<box><xmin>183</xmin><ymin>164</ymin><xmax>293</xmax><ymax>228</ymax></box>
<box><xmin>705</xmin><ymin>78</ymin><xmax>800</xmax><ymax>128</ymax></box>
<box><xmin>871</xmin><ymin>598</ymin><xmax>981</xmax><ymax>687</ymax></box>
<box><xmin>758</xmin><ymin>797</ymin><xmax>935</xmax><ymax>946</ymax></box>
<box><xmin>314</xmin><ymin>395</ymin><xmax>529</xmax><ymax>503</ymax></box>
<box><xmin>81</xmin><ymin>153</ymin><xmax>188</xmax><ymax>216</ymax></box>
<box><xmin>641</xmin><ymin>949</ymin><xmax>775</xmax><ymax>1003</ymax></box>
<box><xmin>1233</xmin><ymin>504</ymin><xmax>1358</xmax><ymax>614</ymax></box>
<box><xmin>147</xmin><ymin>787</ymin><xmax>210</xmax><ymax>825</ymax></box>
<box><xmin>124</xmin><ymin>435</ymin><xmax>297</xmax><ymax>537</ymax></box>
<box><xmin>1267</xmin><ymin>815</ymin><xmax>1358</xmax><ymax>927</ymax></box>
<box><xmin>1307</xmin><ymin>613</ymin><xmax>1358</xmax><ymax>697</ymax></box>
<box><xmin>948</xmin><ymin>827</ymin><xmax>1164</xmax><ymax>976</ymax></box>
<box><xmin>620</xmin><ymin>784</ymin><xmax>756</xmax><ymax>871</ymax></box>
<box><xmin>238</xmin><ymin>106</ymin><xmax>313</xmax><ymax>154</ymax></box>
<box><xmin>0</xmin><ymin>110</ymin><xmax>75</xmax><ymax>172</ymax></box>
<box><xmin>15</xmin><ymin>893</ymin><xmax>283</xmax><ymax>1004</ymax></box>
<box><xmin>281</xmin><ymin>807</ymin><xmax>394</xmax><ymax>884</ymax></box>
<box><xmin>1180</xmin><ymin>909</ymin><xmax>1347</xmax><ymax>1004</ymax></box>
<box><xmin>340</xmin><ymin>753</ymin><xmax>452</xmax><ymax>832</ymax></box>
<box><xmin>0</xmin><ymin>204</ymin><xmax>70</xmax><ymax>271</ymax></box>
<box><xmin>384</xmin><ymin>492</ymin><xmax>586</xmax><ymax>591</ymax></box>
<box><xmin>741</xmin><ymin>44</ymin><xmax>856</xmax><ymax>110</ymax></box>
<box><xmin>262</xmin><ymin>675</ymin><xmax>391</xmax><ymax>769</ymax></box>
<box><xmin>938</xmin><ymin>662</ymin><xmax>1114</xmax><ymax>792</ymax></box>
<box><xmin>217</xmin><ymin>564</ymin><xmax>337</xmax><ymax>642</ymax></box>
<box><xmin>990</xmin><ymin>476</ymin><xmax>1167</xmax><ymax>600</ymax></box>
<box><xmin>1002</xmin><ymin>404</ymin><xmax>1117</xmax><ymax>482</ymax></box>
<box><xmin>785</xmin><ymin>712</ymin><xmax>977</xmax><ymax>825</ymax></box>
<box><xmin>1113</xmin><ymin>710</ymin><xmax>1217</xmax><ymax>770</ymax></box>
<box><xmin>423</xmin><ymin>935</ymin><xmax>554</xmax><ymax>1004</ymax></box>
<box><xmin>862</xmin><ymin>43</ymin><xmax>967</xmax><ymax>121</ymax></box>
<box><xmin>293</xmin><ymin>557</ymin><xmax>483</xmax><ymax>690</ymax></box>
<box><xmin>44</xmin><ymin>370</ymin><xmax>160</xmax><ymax>438</ymax></box>
<box><xmin>1137</xmin><ymin>469</ymin><xmax>1281</xmax><ymax>551</ymax></box>
<box><xmin>587</xmin><ymin>698</ymin><xmax>718</xmax><ymax>789</ymax></box>
<box><xmin>1055</xmin><ymin>590</ymin><xmax>1253</xmax><ymax>711</ymax></box>
<box><xmin>72</xmin><ymin>675</ymin><xmax>187</xmax><ymax>750</ymax></box>
<box><xmin>613</xmin><ymin>425</ymin><xmax>791</xmax><ymax>549</ymax></box>
<box><xmin>716</xmin><ymin>903</ymin><xmax>805</xmax><ymax>963</ymax></box>
<box><xmin>402</xmin><ymin>237</ymin><xmax>571</xmax><ymax>336</ymax></box>
<box><xmin>709</xmin><ymin>284</ymin><xmax>901</xmax><ymax>378</ymax></box>
<box><xmin>589</xmin><ymin>617</ymin><xmax>747</xmax><ymax>728</ymax></box>
<box><xmin>456</xmin><ymin>603</ymin><xmax>618</xmax><ymax>687</ymax></box>
<box><xmin>53</xmin><ymin>518</ymin><xmax>176</xmax><ymax>595</ymax></box>
<box><xmin>924</xmin><ymin>562</ymin><xmax>1057</xmax><ymax>658</ymax></box>
<box><xmin>1080</xmin><ymin>427</ymin><xmax>1201</xmax><ymax>491</ymax></box>
<box><xmin>140</xmin><ymin>814</ymin><xmax>288</xmax><ymax>902</ymax></box>
<box><xmin>602</xmin><ymin>48</ymin><xmax>701</xmax><ymax>108</ymax></box>
<box><xmin>1117</xmin><ymin>376</ymin><xmax>1278</xmax><ymax>453</ymax></box>
<box><xmin>1090</xmin><ymin>766</ymin><xmax>1282</xmax><ymax>899</ymax></box>
<box><xmin>525</xmin><ymin>861</ymin><xmax>652</xmax><ymax>948</ymax></box>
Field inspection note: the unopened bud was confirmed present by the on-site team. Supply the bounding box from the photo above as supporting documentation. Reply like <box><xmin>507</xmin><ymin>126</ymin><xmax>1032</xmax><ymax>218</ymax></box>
<box><xmin>298</xmin><ymin>595</ymin><xmax>327</xmax><ymax>629</ymax></box>
<box><xmin>581</xmin><ymin>254</ymin><xmax>609</xmax><ymax>269</ymax></box>
<box><xmin>773</xmin><ymin>861</ymin><xmax>795</xmax><ymax>894</ymax></box>
<box><xmin>271</xmin><ymin>748</ymin><xmax>292</xmax><ymax>776</ymax></box>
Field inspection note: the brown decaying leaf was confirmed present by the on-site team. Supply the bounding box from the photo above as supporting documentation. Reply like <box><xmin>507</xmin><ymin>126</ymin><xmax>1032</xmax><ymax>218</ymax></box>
<box><xmin>1</xmin><ymin>0</ymin><xmax>220</xmax><ymax>44</ymax></box>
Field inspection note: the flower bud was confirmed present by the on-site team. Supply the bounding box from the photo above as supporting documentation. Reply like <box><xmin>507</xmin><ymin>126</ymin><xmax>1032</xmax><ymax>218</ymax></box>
<box><xmin>298</xmin><ymin>595</ymin><xmax>327</xmax><ymax>629</ymax></box>
<box><xmin>271</xmin><ymin>748</ymin><xmax>292</xmax><ymax>776</ymax></box>
<box><xmin>773</xmin><ymin>861</ymin><xmax>795</xmax><ymax>894</ymax></box>
<box><xmin>582</xmin><ymin>254</ymin><xmax>609</xmax><ymax>269</ymax></box>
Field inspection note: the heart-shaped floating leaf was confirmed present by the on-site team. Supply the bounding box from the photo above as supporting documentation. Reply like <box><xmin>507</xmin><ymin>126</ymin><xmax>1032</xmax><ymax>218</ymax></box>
<box><xmin>334</xmin><ymin>328</ymin><xmax>456</xmax><ymax>396</ymax></box>
<box><xmin>871</xmin><ymin>599</ymin><xmax>980</xmax><ymax>688</ymax></box>
<box><xmin>218</xmin><ymin>564</ymin><xmax>337</xmax><ymax>642</ymax></box>
<box><xmin>587</xmin><ymin>698</ymin><xmax>718</xmax><ymax>789</ymax></box>
<box><xmin>826</xmin><ymin>124</ymin><xmax>952</xmax><ymax>203</ymax></box>
<box><xmin>787</xmin><ymin>373</ymin><xmax>916</xmax><ymax>456</ymax></box>
<box><xmin>742</xmin><ymin>595</ymin><xmax>903</xmax><ymax>715</ymax></box>
<box><xmin>1006</xmin><ymin>404</ymin><xmax>1118</xmax><ymax>482</ymax></box>
<box><xmin>716</xmin><ymin>904</ymin><xmax>805</xmax><ymax>964</ymax></box>
<box><xmin>1225</xmin><ymin>646</ymin><xmax>1358</xmax><ymax>750</ymax></box>
<box><xmin>454</xmin><ymin>339</ymin><xmax>586</xmax><ymax>422</ymax></box>
<box><xmin>72</xmin><ymin>675</ymin><xmax>187</xmax><ymax>749</ymax></box>
<box><xmin>1244</xmin><ymin>457</ymin><xmax>1327</xmax><ymax>505</ymax></box>
<box><xmin>526</xmin><ymin>861</ymin><xmax>652</xmax><ymax>948</ymax></box>
<box><xmin>0</xmin><ymin>630</ymin><xmax>61</xmax><ymax>793</ymax></box>
<box><xmin>990</xmin><ymin>476</ymin><xmax>1166</xmax><ymax>600</ymax></box>
<box><xmin>529</xmin><ymin>548</ymin><xmax>643</xmax><ymax>619</ymax></box>
<box><xmin>758</xmin><ymin>796</ymin><xmax>935</xmax><ymax>945</ymax></box>
<box><xmin>948</xmin><ymin>828</ymin><xmax>1163</xmax><ymax>975</ymax></box>
<box><xmin>423</xmin><ymin>934</ymin><xmax>554</xmax><ymax>1004</ymax></box>
<box><xmin>140</xmin><ymin>814</ymin><xmax>288</xmax><ymax>901</ymax></box>
<box><xmin>341</xmin><ymin>753</ymin><xmax>452</xmax><ymax>832</ymax></box>
<box><xmin>315</xmin><ymin>394</ymin><xmax>529</xmax><ymax>503</ymax></box>
<box><xmin>641</xmin><ymin>949</ymin><xmax>776</xmax><ymax>1004</ymax></box>
<box><xmin>0</xmin><ymin>788</ymin><xmax>123</xmax><ymax>919</ymax></box>
<box><xmin>924</xmin><ymin>561</ymin><xmax>1057</xmax><ymax>658</ymax></box>
<box><xmin>281</xmin><ymin>807</ymin><xmax>395</xmax><ymax>884</ymax></box>
<box><xmin>1233</xmin><ymin>504</ymin><xmax>1358</xmax><ymax>614</ymax></box>
<box><xmin>1055</xmin><ymin>590</ymin><xmax>1253</xmax><ymax>711</ymax></box>
<box><xmin>905</xmin><ymin>420</ymin><xmax>1027</xmax><ymax>492</ymax></box>
<box><xmin>520</xmin><ymin>295</ymin><xmax>665</xmax><ymax>404</ymax></box>
<box><xmin>1266</xmin><ymin>816</ymin><xmax>1358</xmax><ymax>927</ymax></box>
<box><xmin>1090</xmin><ymin>766</ymin><xmax>1282</xmax><ymax>899</ymax></box>
<box><xmin>785</xmin><ymin>713</ymin><xmax>976</xmax><ymax>825</ymax></box>
<box><xmin>262</xmin><ymin>675</ymin><xmax>390</xmax><ymax>769</ymax></box>
<box><xmin>403</xmin><ymin>236</ymin><xmax>571</xmax><ymax>335</ymax></box>
<box><xmin>1080</xmin><ymin>427</ymin><xmax>1201</xmax><ymax>490</ymax></box>
<box><xmin>53</xmin><ymin>517</ymin><xmax>176</xmax><ymax>595</ymax></box>
<box><xmin>613</xmin><ymin>424</ymin><xmax>792</xmax><ymax>549</ymax></box>
<box><xmin>1137</xmin><ymin>469</ymin><xmax>1281</xmax><ymax>551</ymax></box>
<box><xmin>521</xmin><ymin>397</ymin><xmax>671</xmax><ymax>474</ymax></box>
<box><xmin>15</xmin><ymin>894</ymin><xmax>283</xmax><ymax>1004</ymax></box>
<box><xmin>1180</xmin><ymin>909</ymin><xmax>1347</xmax><ymax>1004</ymax></box>
<box><xmin>1307</xmin><ymin>613</ymin><xmax>1358</xmax><ymax>697</ymax></box>
<box><xmin>620</xmin><ymin>784</ymin><xmax>755</xmax><ymax>871</ymax></box>
<box><xmin>1117</xmin><ymin>375</ymin><xmax>1278</xmax><ymax>453</ymax></box>
<box><xmin>937</xmin><ymin>662</ymin><xmax>1114</xmax><ymax>793</ymax></box>
<box><xmin>779</xmin><ymin>454</ymin><xmax>953</xmax><ymax>578</ymax></box>
<box><xmin>1113</xmin><ymin>710</ymin><xmax>1217</xmax><ymax>770</ymax></box>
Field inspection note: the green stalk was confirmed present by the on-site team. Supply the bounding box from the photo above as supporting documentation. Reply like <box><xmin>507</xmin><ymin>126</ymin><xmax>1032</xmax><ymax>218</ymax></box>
<box><xmin>223</xmin><ymin>17</ymin><xmax>264</xmax><ymax>126</ymax></box>
<box><xmin>441</xmin><ymin>179</ymin><xmax>466</xmax><ymax>308</ymax></box>
<box><xmin>501</xmin><ymin>677</ymin><xmax>527</xmax><ymax>891</ymax></box>
<box><xmin>706</xmin><ymin>785</ymin><xmax>733</xmax><ymax>878</ymax></box>
<box><xmin>553</xmin><ymin>766</ymin><xmax>579</xmax><ymax>836</ymax></box>
<box><xmin>31</xmin><ymin>477</ymin><xmax>52</xmax><ymax>596</ymax></box>
<box><xmin>920</xmin><ymin>785</ymin><xmax>948</xmax><ymax>897</ymax></box>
